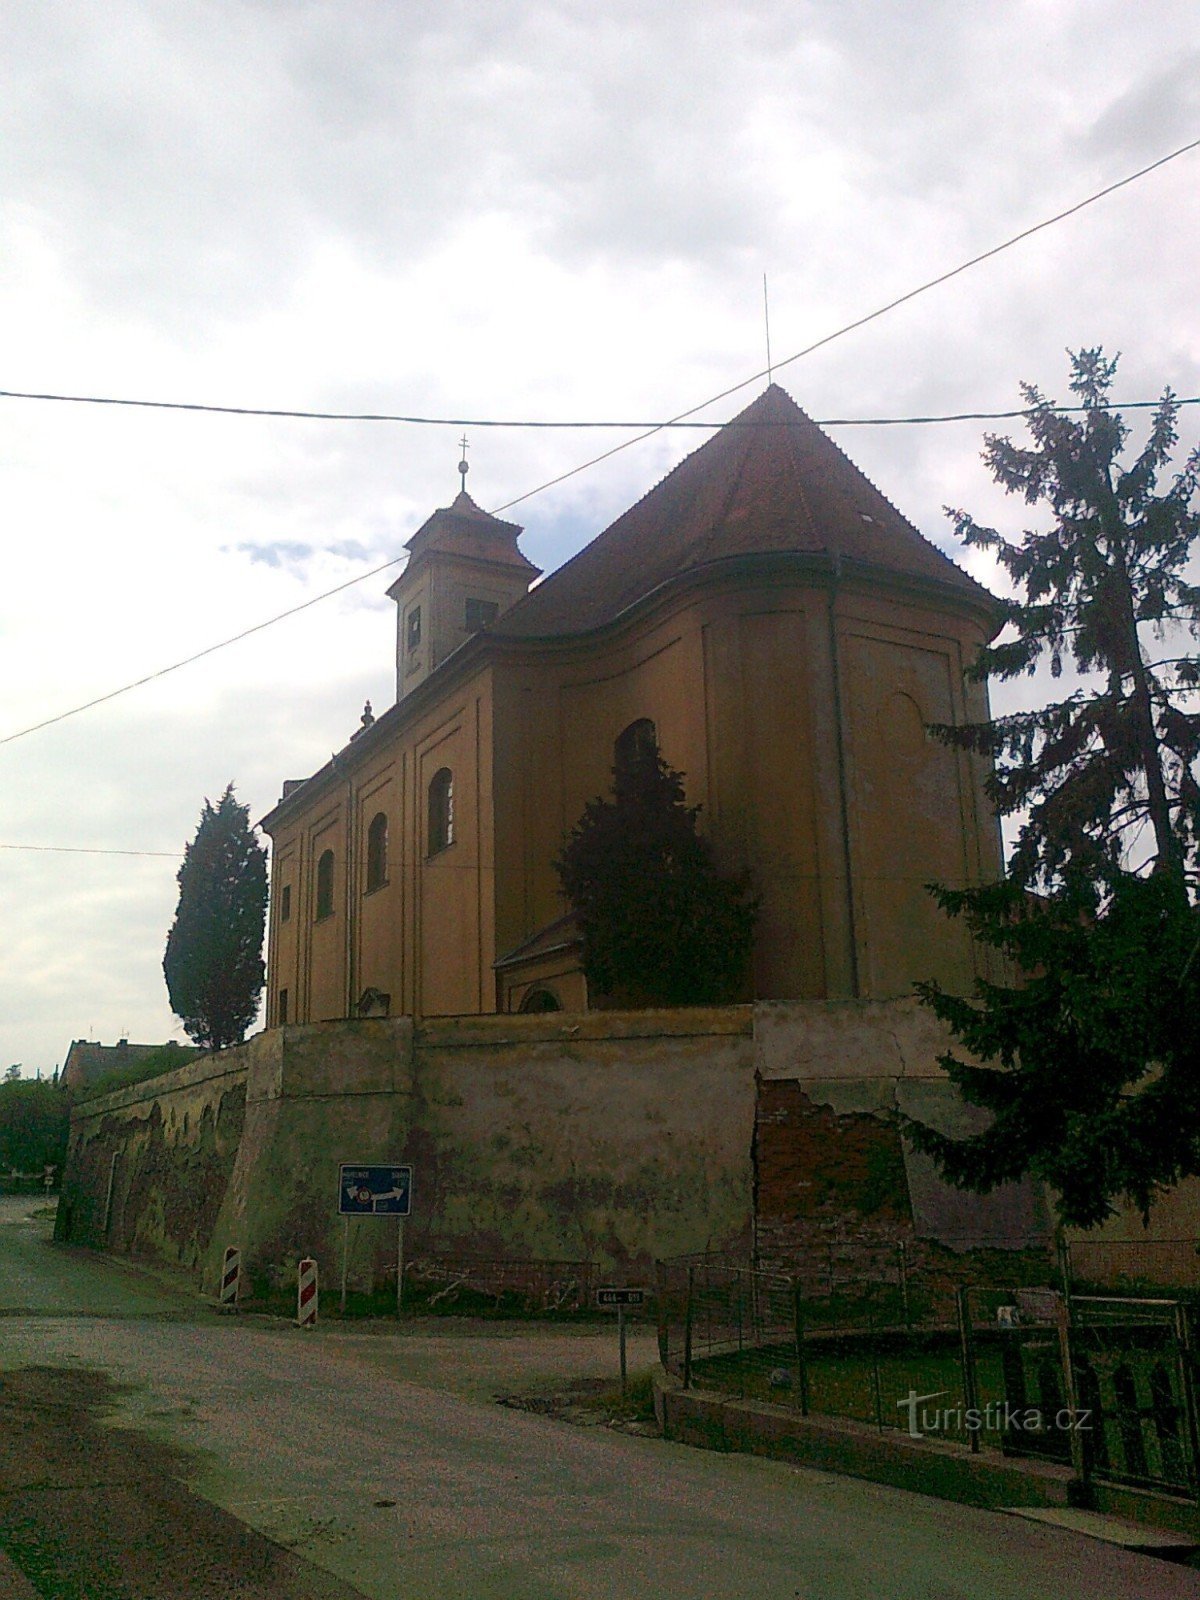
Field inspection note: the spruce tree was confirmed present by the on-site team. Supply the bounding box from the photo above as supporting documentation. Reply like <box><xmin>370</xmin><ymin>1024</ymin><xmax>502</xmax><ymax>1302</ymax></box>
<box><xmin>555</xmin><ymin>742</ymin><xmax>758</xmax><ymax>1007</ymax></box>
<box><xmin>163</xmin><ymin>784</ymin><xmax>268</xmax><ymax>1052</ymax></box>
<box><xmin>906</xmin><ymin>351</ymin><xmax>1200</xmax><ymax>1226</ymax></box>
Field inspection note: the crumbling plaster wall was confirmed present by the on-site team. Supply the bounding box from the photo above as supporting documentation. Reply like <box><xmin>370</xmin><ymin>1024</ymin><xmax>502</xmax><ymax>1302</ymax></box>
<box><xmin>66</xmin><ymin>998</ymin><xmax>1175</xmax><ymax>1304</ymax></box>
<box><xmin>753</xmin><ymin>998</ymin><xmax>1054</xmax><ymax>1282</ymax></box>
<box><xmin>56</xmin><ymin>1044</ymin><xmax>251</xmax><ymax>1268</ymax></box>
<box><xmin>61</xmin><ymin>1008</ymin><xmax>759</xmax><ymax>1297</ymax></box>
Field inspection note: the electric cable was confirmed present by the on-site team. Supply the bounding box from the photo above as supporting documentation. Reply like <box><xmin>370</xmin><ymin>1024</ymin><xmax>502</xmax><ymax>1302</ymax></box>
<box><xmin>3</xmin><ymin>133</ymin><xmax>1197</xmax><ymax>748</ymax></box>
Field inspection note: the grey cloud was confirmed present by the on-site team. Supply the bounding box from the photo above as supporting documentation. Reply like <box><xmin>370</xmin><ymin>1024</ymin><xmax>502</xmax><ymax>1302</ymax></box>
<box><xmin>232</xmin><ymin>540</ymin><xmax>315</xmax><ymax>568</ymax></box>
<box><xmin>1085</xmin><ymin>52</ymin><xmax>1200</xmax><ymax>161</ymax></box>
<box><xmin>230</xmin><ymin>537</ymin><xmax>374</xmax><ymax>569</ymax></box>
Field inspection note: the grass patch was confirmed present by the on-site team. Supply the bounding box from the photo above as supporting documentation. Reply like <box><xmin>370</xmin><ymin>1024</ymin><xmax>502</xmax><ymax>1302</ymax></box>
<box><xmin>692</xmin><ymin>1333</ymin><xmax>1010</xmax><ymax>1444</ymax></box>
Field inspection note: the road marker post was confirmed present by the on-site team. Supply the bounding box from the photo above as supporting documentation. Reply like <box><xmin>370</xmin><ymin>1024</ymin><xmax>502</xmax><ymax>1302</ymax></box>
<box><xmin>596</xmin><ymin>1287</ymin><xmax>646</xmax><ymax>1397</ymax></box>
<box><xmin>219</xmin><ymin>1245</ymin><xmax>240</xmax><ymax>1312</ymax></box>
<box><xmin>297</xmin><ymin>1257</ymin><xmax>319</xmax><ymax>1328</ymax></box>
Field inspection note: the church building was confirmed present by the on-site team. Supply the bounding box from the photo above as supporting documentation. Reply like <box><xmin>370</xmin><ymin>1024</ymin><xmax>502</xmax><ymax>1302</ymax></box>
<box><xmin>261</xmin><ymin>385</ymin><xmax>1002</xmax><ymax>1024</ymax></box>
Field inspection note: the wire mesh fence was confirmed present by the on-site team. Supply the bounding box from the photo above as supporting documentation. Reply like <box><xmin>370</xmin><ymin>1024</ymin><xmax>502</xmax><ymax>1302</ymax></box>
<box><xmin>657</xmin><ymin>1254</ymin><xmax>971</xmax><ymax>1433</ymax></box>
<box><xmin>658</xmin><ymin>1255</ymin><xmax>1200</xmax><ymax>1498</ymax></box>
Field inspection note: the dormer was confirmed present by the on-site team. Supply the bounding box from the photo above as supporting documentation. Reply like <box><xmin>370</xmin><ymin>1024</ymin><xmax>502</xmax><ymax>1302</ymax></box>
<box><xmin>386</xmin><ymin>486</ymin><xmax>541</xmax><ymax>702</ymax></box>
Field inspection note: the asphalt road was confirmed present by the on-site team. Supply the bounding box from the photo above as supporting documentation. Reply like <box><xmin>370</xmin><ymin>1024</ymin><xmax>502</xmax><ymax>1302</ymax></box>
<box><xmin>1</xmin><ymin>1196</ymin><xmax>1198</xmax><ymax>1599</ymax></box>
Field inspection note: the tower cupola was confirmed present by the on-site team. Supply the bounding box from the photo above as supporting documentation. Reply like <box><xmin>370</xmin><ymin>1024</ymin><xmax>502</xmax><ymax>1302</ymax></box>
<box><xmin>386</xmin><ymin>465</ymin><xmax>541</xmax><ymax>702</ymax></box>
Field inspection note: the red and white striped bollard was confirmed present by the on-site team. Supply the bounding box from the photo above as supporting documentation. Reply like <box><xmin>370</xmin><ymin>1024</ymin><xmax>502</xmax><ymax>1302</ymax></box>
<box><xmin>297</xmin><ymin>1257</ymin><xmax>318</xmax><ymax>1328</ymax></box>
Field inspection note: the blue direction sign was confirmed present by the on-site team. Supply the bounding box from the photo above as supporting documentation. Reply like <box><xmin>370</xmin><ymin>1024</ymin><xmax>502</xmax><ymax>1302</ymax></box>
<box><xmin>339</xmin><ymin>1164</ymin><xmax>412</xmax><ymax>1216</ymax></box>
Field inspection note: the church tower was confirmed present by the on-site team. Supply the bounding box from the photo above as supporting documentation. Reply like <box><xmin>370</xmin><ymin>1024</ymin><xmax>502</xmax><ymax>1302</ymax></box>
<box><xmin>387</xmin><ymin>448</ymin><xmax>541</xmax><ymax>702</ymax></box>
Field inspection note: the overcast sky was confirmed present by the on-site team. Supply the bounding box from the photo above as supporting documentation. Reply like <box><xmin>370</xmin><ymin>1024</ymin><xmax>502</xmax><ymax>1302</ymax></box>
<box><xmin>2</xmin><ymin>1</ymin><xmax>1198</xmax><ymax>1077</ymax></box>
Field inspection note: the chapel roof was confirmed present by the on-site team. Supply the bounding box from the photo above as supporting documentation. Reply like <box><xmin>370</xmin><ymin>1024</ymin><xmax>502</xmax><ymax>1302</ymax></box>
<box><xmin>495</xmin><ymin>383</ymin><xmax>994</xmax><ymax>638</ymax></box>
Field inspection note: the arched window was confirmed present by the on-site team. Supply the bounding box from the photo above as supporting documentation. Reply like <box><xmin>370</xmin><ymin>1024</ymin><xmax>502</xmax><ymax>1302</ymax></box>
<box><xmin>366</xmin><ymin>811</ymin><xmax>388</xmax><ymax>892</ymax></box>
<box><xmin>519</xmin><ymin>987</ymin><xmax>562</xmax><ymax>1013</ymax></box>
<box><xmin>315</xmin><ymin>849</ymin><xmax>335</xmax><ymax>919</ymax></box>
<box><xmin>428</xmin><ymin>768</ymin><xmax>454</xmax><ymax>854</ymax></box>
<box><xmin>614</xmin><ymin>718</ymin><xmax>658</xmax><ymax>774</ymax></box>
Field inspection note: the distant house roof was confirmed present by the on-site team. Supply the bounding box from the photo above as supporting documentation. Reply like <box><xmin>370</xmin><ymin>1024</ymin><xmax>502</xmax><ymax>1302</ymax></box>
<box><xmin>59</xmin><ymin>1039</ymin><xmax>196</xmax><ymax>1093</ymax></box>
<box><xmin>495</xmin><ymin>383</ymin><xmax>996</xmax><ymax>639</ymax></box>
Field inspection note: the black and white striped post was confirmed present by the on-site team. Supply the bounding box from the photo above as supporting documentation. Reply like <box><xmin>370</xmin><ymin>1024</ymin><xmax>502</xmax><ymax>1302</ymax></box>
<box><xmin>219</xmin><ymin>1245</ymin><xmax>240</xmax><ymax>1312</ymax></box>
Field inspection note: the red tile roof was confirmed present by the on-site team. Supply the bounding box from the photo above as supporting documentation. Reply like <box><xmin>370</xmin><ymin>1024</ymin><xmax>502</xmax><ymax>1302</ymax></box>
<box><xmin>495</xmin><ymin>384</ymin><xmax>995</xmax><ymax>638</ymax></box>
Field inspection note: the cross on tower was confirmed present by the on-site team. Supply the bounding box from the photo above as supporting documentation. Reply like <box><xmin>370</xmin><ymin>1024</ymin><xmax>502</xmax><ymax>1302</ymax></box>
<box><xmin>458</xmin><ymin>435</ymin><xmax>470</xmax><ymax>492</ymax></box>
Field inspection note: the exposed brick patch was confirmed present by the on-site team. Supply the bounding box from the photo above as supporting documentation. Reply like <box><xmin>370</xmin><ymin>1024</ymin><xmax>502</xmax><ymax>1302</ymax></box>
<box><xmin>752</xmin><ymin>1078</ymin><xmax>1055</xmax><ymax>1309</ymax></box>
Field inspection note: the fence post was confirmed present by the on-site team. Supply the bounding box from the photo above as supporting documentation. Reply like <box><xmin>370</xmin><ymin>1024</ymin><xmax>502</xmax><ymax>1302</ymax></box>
<box><xmin>1056</xmin><ymin>1294</ymin><xmax>1088</xmax><ymax>1492</ymax></box>
<box><xmin>1058</xmin><ymin>1238</ymin><xmax>1073</xmax><ymax>1301</ymax></box>
<box><xmin>683</xmin><ymin>1265</ymin><xmax>695</xmax><ymax>1391</ymax></box>
<box><xmin>1172</xmin><ymin>1303</ymin><xmax>1200</xmax><ymax>1504</ymax></box>
<box><xmin>655</xmin><ymin>1261</ymin><xmax>668</xmax><ymax>1369</ymax></box>
<box><xmin>898</xmin><ymin>1240</ymin><xmax>910</xmax><ymax>1329</ymax></box>
<box><xmin>868</xmin><ymin>1294</ymin><xmax>883</xmax><ymax>1432</ymax></box>
<box><xmin>793</xmin><ymin>1280</ymin><xmax>809</xmax><ymax>1417</ymax></box>
<box><xmin>957</xmin><ymin>1287</ymin><xmax>981</xmax><ymax>1455</ymax></box>
<box><xmin>737</xmin><ymin>1271</ymin><xmax>745</xmax><ymax>1398</ymax></box>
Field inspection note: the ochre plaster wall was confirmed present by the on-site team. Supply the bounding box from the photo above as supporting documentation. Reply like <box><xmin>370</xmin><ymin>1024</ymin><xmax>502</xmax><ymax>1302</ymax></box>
<box><xmin>269</xmin><ymin>562</ymin><xmax>1003</xmax><ymax>1027</ymax></box>
<box><xmin>492</xmin><ymin>571</ymin><xmax>1000</xmax><ymax>1007</ymax></box>
<box><xmin>1062</xmin><ymin>1183</ymin><xmax>1200</xmax><ymax>1289</ymax></box>
<box><xmin>266</xmin><ymin>665</ymin><xmax>497</xmax><ymax>1026</ymax></box>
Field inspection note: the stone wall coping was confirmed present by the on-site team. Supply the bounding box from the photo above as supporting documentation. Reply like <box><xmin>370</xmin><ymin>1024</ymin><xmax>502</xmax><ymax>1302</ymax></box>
<box><xmin>68</xmin><ymin>1048</ymin><xmax>252</xmax><ymax>1121</ymax></box>
<box><xmin>416</xmin><ymin>1006</ymin><xmax>754</xmax><ymax>1049</ymax></box>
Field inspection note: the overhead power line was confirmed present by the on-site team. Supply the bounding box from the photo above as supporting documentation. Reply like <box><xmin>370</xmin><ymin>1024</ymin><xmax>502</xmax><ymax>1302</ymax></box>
<box><xmin>494</xmin><ymin>134</ymin><xmax>1200</xmax><ymax>511</ymax></box>
<box><xmin>2</xmin><ymin>133</ymin><xmax>1197</xmax><ymax>749</ymax></box>
<box><xmin>0</xmin><ymin>388</ymin><xmax>1195</xmax><ymax>432</ymax></box>
<box><xmin>0</xmin><ymin>555</ymin><xmax>405</xmax><ymax>747</ymax></box>
<box><xmin>0</xmin><ymin>843</ymin><xmax>180</xmax><ymax>858</ymax></box>
<box><xmin>1</xmin><ymin>135</ymin><xmax>1196</xmax><ymax>444</ymax></box>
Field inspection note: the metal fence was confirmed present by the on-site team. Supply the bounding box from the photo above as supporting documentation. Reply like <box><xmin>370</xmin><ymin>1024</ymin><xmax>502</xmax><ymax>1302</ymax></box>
<box><xmin>657</xmin><ymin>1255</ymin><xmax>963</xmax><ymax>1431</ymax></box>
<box><xmin>658</xmin><ymin>1256</ymin><xmax>1200</xmax><ymax>1500</ymax></box>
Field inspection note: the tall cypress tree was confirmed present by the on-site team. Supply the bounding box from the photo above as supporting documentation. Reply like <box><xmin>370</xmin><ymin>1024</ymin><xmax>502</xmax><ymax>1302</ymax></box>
<box><xmin>163</xmin><ymin>784</ymin><xmax>268</xmax><ymax>1052</ymax></box>
<box><xmin>906</xmin><ymin>351</ymin><xmax>1200</xmax><ymax>1226</ymax></box>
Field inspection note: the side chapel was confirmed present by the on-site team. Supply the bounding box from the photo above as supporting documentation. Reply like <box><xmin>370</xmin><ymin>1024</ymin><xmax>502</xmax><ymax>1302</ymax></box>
<box><xmin>262</xmin><ymin>385</ymin><xmax>1002</xmax><ymax>1023</ymax></box>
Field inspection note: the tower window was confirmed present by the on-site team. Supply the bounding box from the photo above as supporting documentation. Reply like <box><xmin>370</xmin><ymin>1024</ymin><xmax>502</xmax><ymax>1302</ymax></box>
<box><xmin>366</xmin><ymin>811</ymin><xmax>388</xmax><ymax>892</ymax></box>
<box><xmin>465</xmin><ymin>597</ymin><xmax>499</xmax><ymax>632</ymax></box>
<box><xmin>280</xmin><ymin>884</ymin><xmax>291</xmax><ymax>922</ymax></box>
<box><xmin>315</xmin><ymin>849</ymin><xmax>335</xmax><ymax>919</ymax></box>
<box><xmin>428</xmin><ymin>768</ymin><xmax>454</xmax><ymax>854</ymax></box>
<box><xmin>278</xmin><ymin>988</ymin><xmax>289</xmax><ymax>1025</ymax></box>
<box><xmin>406</xmin><ymin>606</ymin><xmax>422</xmax><ymax>653</ymax></box>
